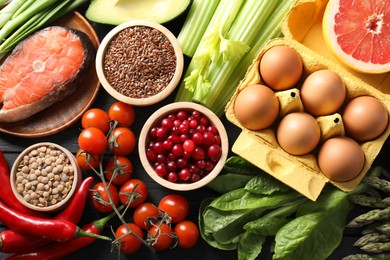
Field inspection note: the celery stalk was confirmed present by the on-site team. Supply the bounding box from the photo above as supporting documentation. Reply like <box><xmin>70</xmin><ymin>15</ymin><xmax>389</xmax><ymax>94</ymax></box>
<box><xmin>180</xmin><ymin>0</ymin><xmax>246</xmax><ymax>102</ymax></box>
<box><xmin>177</xmin><ymin>0</ymin><xmax>220</xmax><ymax>57</ymax></box>
<box><xmin>200</xmin><ymin>0</ymin><xmax>280</xmax><ymax>108</ymax></box>
<box><xmin>0</xmin><ymin>0</ymin><xmax>26</xmax><ymax>28</ymax></box>
<box><xmin>212</xmin><ymin>0</ymin><xmax>296</xmax><ymax>116</ymax></box>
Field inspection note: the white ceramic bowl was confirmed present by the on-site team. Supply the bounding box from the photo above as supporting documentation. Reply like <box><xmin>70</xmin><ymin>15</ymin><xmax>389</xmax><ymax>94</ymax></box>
<box><xmin>139</xmin><ymin>102</ymin><xmax>229</xmax><ymax>191</ymax></box>
<box><xmin>10</xmin><ymin>142</ymin><xmax>81</xmax><ymax>213</ymax></box>
<box><xmin>96</xmin><ymin>20</ymin><xmax>184</xmax><ymax>106</ymax></box>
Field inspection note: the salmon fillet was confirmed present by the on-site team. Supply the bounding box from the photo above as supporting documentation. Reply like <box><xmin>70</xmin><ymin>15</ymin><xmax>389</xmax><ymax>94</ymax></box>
<box><xmin>0</xmin><ymin>26</ymin><xmax>94</xmax><ymax>122</ymax></box>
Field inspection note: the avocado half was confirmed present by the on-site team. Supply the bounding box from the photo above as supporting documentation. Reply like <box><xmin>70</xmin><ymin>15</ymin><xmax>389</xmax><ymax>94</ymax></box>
<box><xmin>85</xmin><ymin>0</ymin><xmax>191</xmax><ymax>25</ymax></box>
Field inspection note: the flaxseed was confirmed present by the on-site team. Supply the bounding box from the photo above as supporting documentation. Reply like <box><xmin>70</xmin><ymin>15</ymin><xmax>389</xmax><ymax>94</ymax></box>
<box><xmin>103</xmin><ymin>26</ymin><xmax>177</xmax><ymax>98</ymax></box>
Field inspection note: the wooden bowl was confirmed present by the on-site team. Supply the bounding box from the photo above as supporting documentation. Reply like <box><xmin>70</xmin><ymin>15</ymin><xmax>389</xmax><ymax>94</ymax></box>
<box><xmin>139</xmin><ymin>102</ymin><xmax>229</xmax><ymax>191</ymax></box>
<box><xmin>10</xmin><ymin>143</ymin><xmax>82</xmax><ymax>213</ymax></box>
<box><xmin>96</xmin><ymin>20</ymin><xmax>184</xmax><ymax>106</ymax></box>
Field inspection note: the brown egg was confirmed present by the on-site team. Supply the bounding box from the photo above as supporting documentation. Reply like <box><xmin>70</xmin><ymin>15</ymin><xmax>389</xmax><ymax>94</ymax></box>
<box><xmin>317</xmin><ymin>136</ymin><xmax>365</xmax><ymax>182</ymax></box>
<box><xmin>342</xmin><ymin>96</ymin><xmax>389</xmax><ymax>141</ymax></box>
<box><xmin>301</xmin><ymin>69</ymin><xmax>346</xmax><ymax>116</ymax></box>
<box><xmin>276</xmin><ymin>112</ymin><xmax>321</xmax><ymax>155</ymax></box>
<box><xmin>234</xmin><ymin>84</ymin><xmax>279</xmax><ymax>130</ymax></box>
<box><xmin>259</xmin><ymin>45</ymin><xmax>303</xmax><ymax>91</ymax></box>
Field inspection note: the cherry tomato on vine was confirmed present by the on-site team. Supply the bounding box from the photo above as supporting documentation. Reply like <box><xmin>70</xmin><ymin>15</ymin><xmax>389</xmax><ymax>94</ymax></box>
<box><xmin>133</xmin><ymin>202</ymin><xmax>160</xmax><ymax>230</ymax></box>
<box><xmin>109</xmin><ymin>127</ymin><xmax>136</xmax><ymax>156</ymax></box>
<box><xmin>104</xmin><ymin>156</ymin><xmax>133</xmax><ymax>185</ymax></box>
<box><xmin>119</xmin><ymin>179</ymin><xmax>148</xmax><ymax>208</ymax></box>
<box><xmin>148</xmin><ymin>223</ymin><xmax>174</xmax><ymax>251</ymax></box>
<box><xmin>158</xmin><ymin>194</ymin><xmax>189</xmax><ymax>223</ymax></box>
<box><xmin>174</xmin><ymin>220</ymin><xmax>199</xmax><ymax>249</ymax></box>
<box><xmin>76</xmin><ymin>149</ymin><xmax>100</xmax><ymax>170</ymax></box>
<box><xmin>90</xmin><ymin>182</ymin><xmax>119</xmax><ymax>213</ymax></box>
<box><xmin>109</xmin><ymin>101</ymin><xmax>135</xmax><ymax>127</ymax></box>
<box><xmin>78</xmin><ymin>127</ymin><xmax>107</xmax><ymax>155</ymax></box>
<box><xmin>115</xmin><ymin>223</ymin><xmax>143</xmax><ymax>254</ymax></box>
<box><xmin>81</xmin><ymin>108</ymin><xmax>111</xmax><ymax>134</ymax></box>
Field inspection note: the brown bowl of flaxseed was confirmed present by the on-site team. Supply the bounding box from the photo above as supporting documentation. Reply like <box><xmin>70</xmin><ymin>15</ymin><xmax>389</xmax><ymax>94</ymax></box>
<box><xmin>96</xmin><ymin>20</ymin><xmax>184</xmax><ymax>106</ymax></box>
<box><xmin>10</xmin><ymin>142</ymin><xmax>82</xmax><ymax>213</ymax></box>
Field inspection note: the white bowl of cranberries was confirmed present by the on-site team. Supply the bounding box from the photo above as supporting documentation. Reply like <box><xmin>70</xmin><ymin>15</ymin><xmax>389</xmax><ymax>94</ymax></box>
<box><xmin>139</xmin><ymin>102</ymin><xmax>229</xmax><ymax>190</ymax></box>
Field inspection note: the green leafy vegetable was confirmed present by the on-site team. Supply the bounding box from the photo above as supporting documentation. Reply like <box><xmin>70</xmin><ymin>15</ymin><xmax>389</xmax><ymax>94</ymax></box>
<box><xmin>238</xmin><ymin>231</ymin><xmax>265</xmax><ymax>260</ymax></box>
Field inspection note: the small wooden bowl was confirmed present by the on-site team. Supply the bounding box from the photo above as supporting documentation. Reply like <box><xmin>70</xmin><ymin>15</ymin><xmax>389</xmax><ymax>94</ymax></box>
<box><xmin>10</xmin><ymin>143</ymin><xmax>81</xmax><ymax>213</ymax></box>
<box><xmin>96</xmin><ymin>20</ymin><xmax>184</xmax><ymax>106</ymax></box>
<box><xmin>139</xmin><ymin>102</ymin><xmax>229</xmax><ymax>191</ymax></box>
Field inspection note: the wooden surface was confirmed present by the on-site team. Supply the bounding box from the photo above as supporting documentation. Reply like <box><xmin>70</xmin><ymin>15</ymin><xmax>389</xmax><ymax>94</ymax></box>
<box><xmin>1</xmin><ymin>3</ymin><xmax>389</xmax><ymax>260</ymax></box>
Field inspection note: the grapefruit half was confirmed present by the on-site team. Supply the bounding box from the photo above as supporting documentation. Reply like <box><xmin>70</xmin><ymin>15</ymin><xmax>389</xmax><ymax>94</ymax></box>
<box><xmin>323</xmin><ymin>0</ymin><xmax>390</xmax><ymax>74</ymax></box>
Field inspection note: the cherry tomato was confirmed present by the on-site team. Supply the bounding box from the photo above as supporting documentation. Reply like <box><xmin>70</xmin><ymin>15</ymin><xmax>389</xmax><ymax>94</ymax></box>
<box><xmin>109</xmin><ymin>101</ymin><xmax>135</xmax><ymax>127</ymax></box>
<box><xmin>76</xmin><ymin>149</ymin><xmax>100</xmax><ymax>170</ymax></box>
<box><xmin>109</xmin><ymin>127</ymin><xmax>136</xmax><ymax>156</ymax></box>
<box><xmin>90</xmin><ymin>182</ymin><xmax>119</xmax><ymax>213</ymax></box>
<box><xmin>148</xmin><ymin>223</ymin><xmax>174</xmax><ymax>251</ymax></box>
<box><xmin>119</xmin><ymin>179</ymin><xmax>148</xmax><ymax>208</ymax></box>
<box><xmin>115</xmin><ymin>223</ymin><xmax>143</xmax><ymax>254</ymax></box>
<box><xmin>104</xmin><ymin>156</ymin><xmax>133</xmax><ymax>185</ymax></box>
<box><xmin>174</xmin><ymin>220</ymin><xmax>199</xmax><ymax>249</ymax></box>
<box><xmin>81</xmin><ymin>108</ymin><xmax>111</xmax><ymax>134</ymax></box>
<box><xmin>158</xmin><ymin>194</ymin><xmax>189</xmax><ymax>223</ymax></box>
<box><xmin>78</xmin><ymin>127</ymin><xmax>107</xmax><ymax>155</ymax></box>
<box><xmin>133</xmin><ymin>202</ymin><xmax>160</xmax><ymax>230</ymax></box>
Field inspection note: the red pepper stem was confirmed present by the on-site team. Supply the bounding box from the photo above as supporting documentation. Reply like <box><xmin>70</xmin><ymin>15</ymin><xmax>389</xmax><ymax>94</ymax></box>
<box><xmin>76</xmin><ymin>228</ymin><xmax>111</xmax><ymax>241</ymax></box>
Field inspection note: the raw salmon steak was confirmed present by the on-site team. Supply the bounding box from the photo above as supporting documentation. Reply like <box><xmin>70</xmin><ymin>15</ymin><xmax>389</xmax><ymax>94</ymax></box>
<box><xmin>0</xmin><ymin>26</ymin><xmax>95</xmax><ymax>122</ymax></box>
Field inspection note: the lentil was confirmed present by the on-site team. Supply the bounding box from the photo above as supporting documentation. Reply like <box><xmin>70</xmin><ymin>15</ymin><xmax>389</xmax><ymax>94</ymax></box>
<box><xmin>15</xmin><ymin>145</ymin><xmax>74</xmax><ymax>208</ymax></box>
<box><xmin>103</xmin><ymin>26</ymin><xmax>177</xmax><ymax>98</ymax></box>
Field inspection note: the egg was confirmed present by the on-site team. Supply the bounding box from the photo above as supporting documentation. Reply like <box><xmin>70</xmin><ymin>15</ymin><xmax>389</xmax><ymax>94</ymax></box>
<box><xmin>342</xmin><ymin>96</ymin><xmax>389</xmax><ymax>141</ymax></box>
<box><xmin>300</xmin><ymin>69</ymin><xmax>346</xmax><ymax>116</ymax></box>
<box><xmin>317</xmin><ymin>136</ymin><xmax>365</xmax><ymax>182</ymax></box>
<box><xmin>234</xmin><ymin>84</ymin><xmax>279</xmax><ymax>130</ymax></box>
<box><xmin>259</xmin><ymin>45</ymin><xmax>303</xmax><ymax>91</ymax></box>
<box><xmin>276</xmin><ymin>112</ymin><xmax>321</xmax><ymax>155</ymax></box>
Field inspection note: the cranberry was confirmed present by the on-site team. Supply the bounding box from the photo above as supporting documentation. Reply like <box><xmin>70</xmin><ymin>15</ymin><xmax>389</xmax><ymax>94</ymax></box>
<box><xmin>207</xmin><ymin>144</ymin><xmax>222</xmax><ymax>162</ymax></box>
<box><xmin>172</xmin><ymin>144</ymin><xmax>184</xmax><ymax>157</ymax></box>
<box><xmin>183</xmin><ymin>140</ymin><xmax>195</xmax><ymax>153</ymax></box>
<box><xmin>161</xmin><ymin>118</ymin><xmax>174</xmax><ymax>130</ymax></box>
<box><xmin>156</xmin><ymin>127</ymin><xmax>167</xmax><ymax>138</ymax></box>
<box><xmin>155</xmin><ymin>164</ymin><xmax>168</xmax><ymax>177</ymax></box>
<box><xmin>147</xmin><ymin>108</ymin><xmax>222</xmax><ymax>184</ymax></box>
<box><xmin>176</xmin><ymin>158</ymin><xmax>188</xmax><ymax>169</ymax></box>
<box><xmin>176</xmin><ymin>111</ymin><xmax>188</xmax><ymax>121</ymax></box>
<box><xmin>179</xmin><ymin>168</ymin><xmax>191</xmax><ymax>181</ymax></box>
<box><xmin>163</xmin><ymin>140</ymin><xmax>173</xmax><ymax>150</ymax></box>
<box><xmin>167</xmin><ymin>172</ymin><xmax>178</xmax><ymax>182</ymax></box>
<box><xmin>153</xmin><ymin>142</ymin><xmax>165</xmax><ymax>154</ymax></box>
<box><xmin>192</xmin><ymin>132</ymin><xmax>204</xmax><ymax>145</ymax></box>
<box><xmin>192</xmin><ymin>147</ymin><xmax>205</xmax><ymax>161</ymax></box>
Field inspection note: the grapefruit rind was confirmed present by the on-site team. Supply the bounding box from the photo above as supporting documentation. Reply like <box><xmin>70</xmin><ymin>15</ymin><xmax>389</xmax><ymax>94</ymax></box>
<box><xmin>322</xmin><ymin>0</ymin><xmax>390</xmax><ymax>74</ymax></box>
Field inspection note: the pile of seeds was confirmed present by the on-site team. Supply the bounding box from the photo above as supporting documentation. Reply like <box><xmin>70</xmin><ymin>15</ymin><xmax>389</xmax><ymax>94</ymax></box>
<box><xmin>103</xmin><ymin>26</ymin><xmax>177</xmax><ymax>98</ymax></box>
<box><xmin>15</xmin><ymin>144</ymin><xmax>75</xmax><ymax>208</ymax></box>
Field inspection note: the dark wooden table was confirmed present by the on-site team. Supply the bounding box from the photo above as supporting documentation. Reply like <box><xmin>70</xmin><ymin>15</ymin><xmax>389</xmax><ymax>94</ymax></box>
<box><xmin>1</xmin><ymin>3</ymin><xmax>388</xmax><ymax>260</ymax></box>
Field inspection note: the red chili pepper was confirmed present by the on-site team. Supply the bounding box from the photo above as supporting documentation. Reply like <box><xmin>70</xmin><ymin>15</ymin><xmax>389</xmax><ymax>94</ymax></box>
<box><xmin>0</xmin><ymin>199</ymin><xmax>110</xmax><ymax>242</ymax></box>
<box><xmin>0</xmin><ymin>177</ymin><xmax>94</xmax><ymax>254</ymax></box>
<box><xmin>5</xmin><ymin>210</ymin><xmax>118</xmax><ymax>260</ymax></box>
<box><xmin>0</xmin><ymin>150</ymin><xmax>47</xmax><ymax>218</ymax></box>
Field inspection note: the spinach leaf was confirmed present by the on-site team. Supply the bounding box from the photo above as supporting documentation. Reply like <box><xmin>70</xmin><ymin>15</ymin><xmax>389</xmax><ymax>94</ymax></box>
<box><xmin>238</xmin><ymin>231</ymin><xmax>266</xmax><ymax>260</ymax></box>
<box><xmin>199</xmin><ymin>198</ymin><xmax>238</xmax><ymax>250</ymax></box>
<box><xmin>245</xmin><ymin>174</ymin><xmax>290</xmax><ymax>195</ymax></box>
<box><xmin>273</xmin><ymin>189</ymin><xmax>352</xmax><ymax>260</ymax></box>
<box><xmin>223</xmin><ymin>156</ymin><xmax>264</xmax><ymax>176</ymax></box>
<box><xmin>203</xmin><ymin>206</ymin><xmax>250</xmax><ymax>234</ymax></box>
<box><xmin>207</xmin><ymin>173</ymin><xmax>254</xmax><ymax>194</ymax></box>
<box><xmin>209</xmin><ymin>188</ymin><xmax>302</xmax><ymax>211</ymax></box>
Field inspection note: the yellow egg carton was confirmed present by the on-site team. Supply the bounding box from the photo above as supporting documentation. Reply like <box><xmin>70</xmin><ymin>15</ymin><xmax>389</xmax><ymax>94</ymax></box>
<box><xmin>225</xmin><ymin>0</ymin><xmax>390</xmax><ymax>201</ymax></box>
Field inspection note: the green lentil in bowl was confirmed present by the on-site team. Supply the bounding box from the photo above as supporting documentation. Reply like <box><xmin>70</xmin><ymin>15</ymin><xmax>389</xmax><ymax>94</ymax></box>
<box><xmin>10</xmin><ymin>142</ymin><xmax>81</xmax><ymax>213</ymax></box>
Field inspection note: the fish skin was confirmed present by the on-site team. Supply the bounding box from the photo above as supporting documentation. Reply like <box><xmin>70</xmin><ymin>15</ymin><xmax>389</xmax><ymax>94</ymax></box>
<box><xmin>0</xmin><ymin>26</ymin><xmax>95</xmax><ymax>122</ymax></box>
